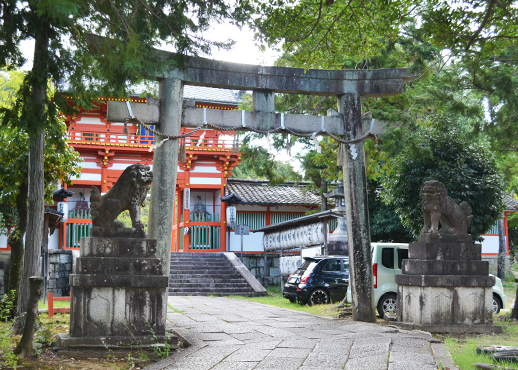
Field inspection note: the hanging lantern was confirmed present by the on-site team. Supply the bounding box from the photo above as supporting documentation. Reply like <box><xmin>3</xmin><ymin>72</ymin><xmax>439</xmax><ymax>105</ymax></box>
<box><xmin>226</xmin><ymin>205</ymin><xmax>237</xmax><ymax>227</ymax></box>
<box><xmin>57</xmin><ymin>202</ymin><xmax>68</xmax><ymax>223</ymax></box>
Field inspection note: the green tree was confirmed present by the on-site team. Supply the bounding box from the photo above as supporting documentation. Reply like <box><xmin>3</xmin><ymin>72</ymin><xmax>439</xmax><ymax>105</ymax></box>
<box><xmin>0</xmin><ymin>70</ymin><xmax>81</xmax><ymax>309</ymax></box>
<box><xmin>382</xmin><ymin>125</ymin><xmax>505</xmax><ymax>240</ymax></box>
<box><xmin>1</xmin><ymin>0</ymin><xmax>250</xmax><ymax>318</ymax></box>
<box><xmin>232</xmin><ymin>144</ymin><xmax>299</xmax><ymax>185</ymax></box>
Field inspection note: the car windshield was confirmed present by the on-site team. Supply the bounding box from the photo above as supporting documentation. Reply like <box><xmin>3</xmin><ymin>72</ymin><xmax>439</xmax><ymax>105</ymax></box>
<box><xmin>295</xmin><ymin>260</ymin><xmax>318</xmax><ymax>275</ymax></box>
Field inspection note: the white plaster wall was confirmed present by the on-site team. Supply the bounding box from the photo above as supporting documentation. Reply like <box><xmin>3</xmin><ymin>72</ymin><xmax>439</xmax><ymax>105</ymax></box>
<box><xmin>190</xmin><ymin>166</ymin><xmax>219</xmax><ymax>173</ymax></box>
<box><xmin>190</xmin><ymin>177</ymin><xmax>221</xmax><ymax>185</ymax></box>
<box><xmin>236</xmin><ymin>205</ymin><xmax>267</xmax><ymax>212</ymax></box>
<box><xmin>80</xmin><ymin>161</ymin><xmax>100</xmax><ymax>169</ymax></box>
<box><xmin>70</xmin><ymin>172</ymin><xmax>102</xmax><ymax>181</ymax></box>
<box><xmin>75</xmin><ymin>116</ymin><xmax>104</xmax><ymax>125</ymax></box>
<box><xmin>48</xmin><ymin>230</ymin><xmax>60</xmax><ymax>250</ymax></box>
<box><xmin>0</xmin><ymin>234</ymin><xmax>7</xmax><ymax>249</ymax></box>
<box><xmin>229</xmin><ymin>231</ymin><xmax>264</xmax><ymax>252</ymax></box>
<box><xmin>481</xmin><ymin>235</ymin><xmax>501</xmax><ymax>254</ymax></box>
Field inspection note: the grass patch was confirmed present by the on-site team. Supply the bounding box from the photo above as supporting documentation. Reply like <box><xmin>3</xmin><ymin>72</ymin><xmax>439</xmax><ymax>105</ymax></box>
<box><xmin>445</xmin><ymin>319</ymin><xmax>518</xmax><ymax>370</ymax></box>
<box><xmin>0</xmin><ymin>311</ymin><xmax>156</xmax><ymax>369</ymax></box>
<box><xmin>167</xmin><ymin>303</ymin><xmax>184</xmax><ymax>314</ymax></box>
<box><xmin>38</xmin><ymin>299</ymin><xmax>70</xmax><ymax>310</ymax></box>
<box><xmin>230</xmin><ymin>286</ymin><xmax>343</xmax><ymax>317</ymax></box>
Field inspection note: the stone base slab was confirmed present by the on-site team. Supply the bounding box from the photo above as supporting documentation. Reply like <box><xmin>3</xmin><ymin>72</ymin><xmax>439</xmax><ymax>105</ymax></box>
<box><xmin>80</xmin><ymin>237</ymin><xmax>157</xmax><ymax>258</ymax></box>
<box><xmin>91</xmin><ymin>226</ymin><xmax>146</xmax><ymax>239</ymax></box>
<box><xmin>409</xmin><ymin>242</ymin><xmax>481</xmax><ymax>261</ymax></box>
<box><xmin>396</xmin><ymin>274</ymin><xmax>494</xmax><ymax>287</ymax></box>
<box><xmin>401</xmin><ymin>259</ymin><xmax>489</xmax><ymax>276</ymax></box>
<box><xmin>57</xmin><ymin>333</ymin><xmax>178</xmax><ymax>359</ymax></box>
<box><xmin>70</xmin><ymin>274</ymin><xmax>169</xmax><ymax>288</ymax></box>
<box><xmin>397</xmin><ymin>285</ymin><xmax>493</xmax><ymax>326</ymax></box>
<box><xmin>70</xmin><ymin>286</ymin><xmax>167</xmax><ymax>337</ymax></box>
<box><xmin>76</xmin><ymin>257</ymin><xmax>163</xmax><ymax>275</ymax></box>
<box><xmin>392</xmin><ymin>322</ymin><xmax>503</xmax><ymax>334</ymax></box>
<box><xmin>418</xmin><ymin>233</ymin><xmax>473</xmax><ymax>243</ymax></box>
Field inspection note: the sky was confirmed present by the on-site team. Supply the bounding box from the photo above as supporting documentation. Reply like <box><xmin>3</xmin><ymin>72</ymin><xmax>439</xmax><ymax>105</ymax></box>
<box><xmin>18</xmin><ymin>22</ymin><xmax>308</xmax><ymax>173</ymax></box>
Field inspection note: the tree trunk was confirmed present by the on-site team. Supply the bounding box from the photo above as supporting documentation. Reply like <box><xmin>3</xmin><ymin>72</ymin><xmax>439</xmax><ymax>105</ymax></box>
<box><xmin>7</xmin><ymin>180</ymin><xmax>29</xmax><ymax>305</ymax></box>
<box><xmin>16</xmin><ymin>13</ymin><xmax>48</xmax><ymax>316</ymax></box>
<box><xmin>14</xmin><ymin>277</ymin><xmax>44</xmax><ymax>357</ymax></box>
<box><xmin>497</xmin><ymin>218</ymin><xmax>506</xmax><ymax>281</ymax></box>
<box><xmin>16</xmin><ymin>132</ymin><xmax>45</xmax><ymax>316</ymax></box>
<box><xmin>511</xmin><ymin>285</ymin><xmax>518</xmax><ymax>320</ymax></box>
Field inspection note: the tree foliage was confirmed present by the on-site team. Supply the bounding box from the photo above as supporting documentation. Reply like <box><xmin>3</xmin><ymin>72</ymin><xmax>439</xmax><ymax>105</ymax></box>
<box><xmin>232</xmin><ymin>144</ymin><xmax>299</xmax><ymax>185</ymax></box>
<box><xmin>382</xmin><ymin>125</ymin><xmax>505</xmax><ymax>240</ymax></box>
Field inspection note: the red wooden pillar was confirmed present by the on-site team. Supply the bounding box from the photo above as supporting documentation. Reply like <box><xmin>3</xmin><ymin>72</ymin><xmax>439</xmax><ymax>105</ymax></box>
<box><xmin>221</xmin><ymin>183</ymin><xmax>227</xmax><ymax>252</ymax></box>
<box><xmin>183</xmin><ymin>173</ymin><xmax>190</xmax><ymax>251</ymax></box>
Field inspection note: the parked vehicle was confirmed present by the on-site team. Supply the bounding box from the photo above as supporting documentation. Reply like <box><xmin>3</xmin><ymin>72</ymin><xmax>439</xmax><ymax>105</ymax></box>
<box><xmin>347</xmin><ymin>243</ymin><xmax>507</xmax><ymax>316</ymax></box>
<box><xmin>283</xmin><ymin>256</ymin><xmax>349</xmax><ymax>305</ymax></box>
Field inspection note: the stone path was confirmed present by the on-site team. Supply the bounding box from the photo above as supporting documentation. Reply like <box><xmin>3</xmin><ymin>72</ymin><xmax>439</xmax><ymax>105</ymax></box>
<box><xmin>145</xmin><ymin>296</ymin><xmax>458</xmax><ymax>370</ymax></box>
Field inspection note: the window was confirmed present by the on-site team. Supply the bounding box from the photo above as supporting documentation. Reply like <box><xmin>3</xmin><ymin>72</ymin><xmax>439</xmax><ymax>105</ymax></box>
<box><xmin>323</xmin><ymin>259</ymin><xmax>341</xmax><ymax>272</ymax></box>
<box><xmin>381</xmin><ymin>248</ymin><xmax>394</xmax><ymax>269</ymax></box>
<box><xmin>397</xmin><ymin>248</ymin><xmax>408</xmax><ymax>269</ymax></box>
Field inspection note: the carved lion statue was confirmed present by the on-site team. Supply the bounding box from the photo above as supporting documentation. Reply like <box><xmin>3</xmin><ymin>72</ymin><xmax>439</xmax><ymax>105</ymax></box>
<box><xmin>420</xmin><ymin>180</ymin><xmax>473</xmax><ymax>235</ymax></box>
<box><xmin>90</xmin><ymin>164</ymin><xmax>153</xmax><ymax>232</ymax></box>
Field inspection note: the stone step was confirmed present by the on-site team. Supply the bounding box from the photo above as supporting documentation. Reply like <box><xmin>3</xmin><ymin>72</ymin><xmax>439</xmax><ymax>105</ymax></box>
<box><xmin>169</xmin><ymin>268</ymin><xmax>238</xmax><ymax>274</ymax></box>
<box><xmin>168</xmin><ymin>291</ymin><xmax>261</xmax><ymax>297</ymax></box>
<box><xmin>169</xmin><ymin>273</ymin><xmax>244</xmax><ymax>280</ymax></box>
<box><xmin>169</xmin><ymin>258</ymin><xmax>227</xmax><ymax>263</ymax></box>
<box><xmin>170</xmin><ymin>278</ymin><xmax>246</xmax><ymax>284</ymax></box>
<box><xmin>170</xmin><ymin>262</ymin><xmax>230</xmax><ymax>267</ymax></box>
<box><xmin>169</xmin><ymin>283</ymin><xmax>250</xmax><ymax>289</ymax></box>
<box><xmin>168</xmin><ymin>287</ymin><xmax>254</xmax><ymax>293</ymax></box>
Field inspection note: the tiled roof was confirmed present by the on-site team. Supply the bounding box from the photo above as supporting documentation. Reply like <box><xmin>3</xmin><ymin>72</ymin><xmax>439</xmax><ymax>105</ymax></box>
<box><xmin>226</xmin><ymin>179</ymin><xmax>320</xmax><ymax>206</ymax></box>
<box><xmin>505</xmin><ymin>194</ymin><xmax>518</xmax><ymax>211</ymax></box>
<box><xmin>183</xmin><ymin>85</ymin><xmax>241</xmax><ymax>105</ymax></box>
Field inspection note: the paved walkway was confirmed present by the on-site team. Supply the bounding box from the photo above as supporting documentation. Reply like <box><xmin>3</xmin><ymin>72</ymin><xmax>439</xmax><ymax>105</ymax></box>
<box><xmin>145</xmin><ymin>296</ymin><xmax>458</xmax><ymax>370</ymax></box>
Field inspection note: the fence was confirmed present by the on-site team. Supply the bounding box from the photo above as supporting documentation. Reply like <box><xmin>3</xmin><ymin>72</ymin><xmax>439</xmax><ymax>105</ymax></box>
<box><xmin>66</xmin><ymin>222</ymin><xmax>92</xmax><ymax>248</ymax></box>
<box><xmin>236</xmin><ymin>213</ymin><xmax>266</xmax><ymax>230</ymax></box>
<box><xmin>47</xmin><ymin>293</ymin><xmax>70</xmax><ymax>318</ymax></box>
<box><xmin>190</xmin><ymin>213</ymin><xmax>220</xmax><ymax>222</ymax></box>
<box><xmin>190</xmin><ymin>225</ymin><xmax>221</xmax><ymax>249</ymax></box>
<box><xmin>270</xmin><ymin>213</ymin><xmax>305</xmax><ymax>225</ymax></box>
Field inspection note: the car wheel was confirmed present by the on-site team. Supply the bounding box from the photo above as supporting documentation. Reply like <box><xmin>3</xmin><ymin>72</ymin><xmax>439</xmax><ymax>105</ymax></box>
<box><xmin>493</xmin><ymin>294</ymin><xmax>502</xmax><ymax>315</ymax></box>
<box><xmin>377</xmin><ymin>293</ymin><xmax>397</xmax><ymax>317</ymax></box>
<box><xmin>308</xmin><ymin>288</ymin><xmax>330</xmax><ymax>306</ymax></box>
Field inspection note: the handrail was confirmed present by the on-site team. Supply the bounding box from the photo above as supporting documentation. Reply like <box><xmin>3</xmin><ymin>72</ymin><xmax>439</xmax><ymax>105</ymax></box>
<box><xmin>47</xmin><ymin>293</ymin><xmax>70</xmax><ymax>318</ymax></box>
<box><xmin>67</xmin><ymin>131</ymin><xmax>238</xmax><ymax>150</ymax></box>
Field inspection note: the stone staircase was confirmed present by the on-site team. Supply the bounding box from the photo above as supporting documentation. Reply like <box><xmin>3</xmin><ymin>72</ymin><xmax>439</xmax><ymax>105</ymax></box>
<box><xmin>169</xmin><ymin>252</ymin><xmax>267</xmax><ymax>297</ymax></box>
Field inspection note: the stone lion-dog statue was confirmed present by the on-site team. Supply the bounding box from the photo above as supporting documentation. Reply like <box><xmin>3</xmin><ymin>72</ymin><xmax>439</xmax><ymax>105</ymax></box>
<box><xmin>90</xmin><ymin>164</ymin><xmax>152</xmax><ymax>233</ymax></box>
<box><xmin>420</xmin><ymin>180</ymin><xmax>473</xmax><ymax>235</ymax></box>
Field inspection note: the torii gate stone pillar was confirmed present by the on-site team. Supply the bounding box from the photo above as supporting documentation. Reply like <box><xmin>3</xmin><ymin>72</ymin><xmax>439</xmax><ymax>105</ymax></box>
<box><xmin>147</xmin><ymin>78</ymin><xmax>183</xmax><ymax>277</ymax></box>
<box><xmin>105</xmin><ymin>46</ymin><xmax>411</xmax><ymax>323</ymax></box>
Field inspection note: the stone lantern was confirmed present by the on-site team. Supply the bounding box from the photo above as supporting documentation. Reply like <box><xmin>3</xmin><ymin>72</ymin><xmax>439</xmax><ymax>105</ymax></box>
<box><xmin>324</xmin><ymin>185</ymin><xmax>348</xmax><ymax>255</ymax></box>
<box><xmin>324</xmin><ymin>185</ymin><xmax>346</xmax><ymax>215</ymax></box>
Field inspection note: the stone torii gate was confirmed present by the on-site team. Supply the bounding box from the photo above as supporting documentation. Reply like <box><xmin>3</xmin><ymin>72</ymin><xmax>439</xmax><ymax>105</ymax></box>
<box><xmin>107</xmin><ymin>56</ymin><xmax>410</xmax><ymax>323</ymax></box>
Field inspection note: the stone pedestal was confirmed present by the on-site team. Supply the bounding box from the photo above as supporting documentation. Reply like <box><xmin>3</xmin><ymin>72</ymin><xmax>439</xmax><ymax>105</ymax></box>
<box><xmin>58</xmin><ymin>236</ymin><xmax>177</xmax><ymax>358</ymax></box>
<box><xmin>395</xmin><ymin>234</ymin><xmax>502</xmax><ymax>334</ymax></box>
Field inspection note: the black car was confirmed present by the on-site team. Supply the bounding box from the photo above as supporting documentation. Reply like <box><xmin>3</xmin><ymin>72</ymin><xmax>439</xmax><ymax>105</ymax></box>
<box><xmin>283</xmin><ymin>256</ymin><xmax>349</xmax><ymax>305</ymax></box>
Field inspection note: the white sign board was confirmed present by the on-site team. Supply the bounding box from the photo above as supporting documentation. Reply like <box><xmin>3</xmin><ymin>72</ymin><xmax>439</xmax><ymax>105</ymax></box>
<box><xmin>184</xmin><ymin>188</ymin><xmax>190</xmax><ymax>210</ymax></box>
<box><xmin>235</xmin><ymin>224</ymin><xmax>249</xmax><ymax>235</ymax></box>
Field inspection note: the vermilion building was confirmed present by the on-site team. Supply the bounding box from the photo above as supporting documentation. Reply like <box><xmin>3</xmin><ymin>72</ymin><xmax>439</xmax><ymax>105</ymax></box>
<box><xmin>0</xmin><ymin>86</ymin><xmax>320</xmax><ymax>256</ymax></box>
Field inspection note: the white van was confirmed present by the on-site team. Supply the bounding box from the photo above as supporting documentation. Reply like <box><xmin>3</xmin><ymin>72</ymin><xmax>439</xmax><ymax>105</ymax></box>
<box><xmin>347</xmin><ymin>243</ymin><xmax>506</xmax><ymax>317</ymax></box>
